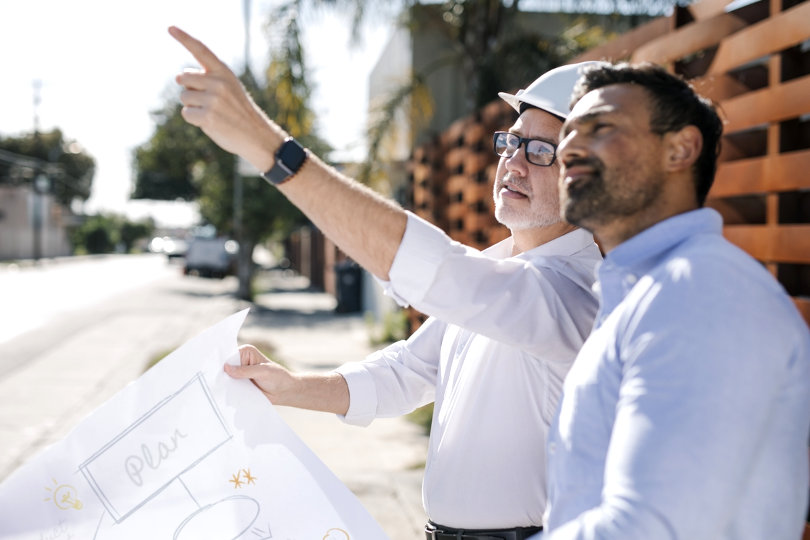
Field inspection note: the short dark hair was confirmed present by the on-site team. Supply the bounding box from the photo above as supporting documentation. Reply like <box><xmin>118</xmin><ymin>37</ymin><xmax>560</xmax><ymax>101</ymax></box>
<box><xmin>570</xmin><ymin>63</ymin><xmax>723</xmax><ymax>206</ymax></box>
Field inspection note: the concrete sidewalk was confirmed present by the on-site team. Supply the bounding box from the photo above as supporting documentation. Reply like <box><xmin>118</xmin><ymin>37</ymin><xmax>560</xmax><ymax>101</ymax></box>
<box><xmin>240</xmin><ymin>271</ymin><xmax>428</xmax><ymax>539</ymax></box>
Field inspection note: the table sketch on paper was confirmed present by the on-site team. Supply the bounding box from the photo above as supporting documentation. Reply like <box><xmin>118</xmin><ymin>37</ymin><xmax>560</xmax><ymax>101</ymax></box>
<box><xmin>0</xmin><ymin>309</ymin><xmax>387</xmax><ymax>540</ymax></box>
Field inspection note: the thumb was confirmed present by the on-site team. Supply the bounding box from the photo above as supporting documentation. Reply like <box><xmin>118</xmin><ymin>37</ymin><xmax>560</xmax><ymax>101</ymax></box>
<box><xmin>224</xmin><ymin>362</ymin><xmax>257</xmax><ymax>380</ymax></box>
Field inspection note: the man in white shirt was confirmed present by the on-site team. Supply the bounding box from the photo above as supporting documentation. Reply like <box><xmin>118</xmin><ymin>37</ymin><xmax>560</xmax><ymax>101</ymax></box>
<box><xmin>170</xmin><ymin>26</ymin><xmax>602</xmax><ymax>538</ymax></box>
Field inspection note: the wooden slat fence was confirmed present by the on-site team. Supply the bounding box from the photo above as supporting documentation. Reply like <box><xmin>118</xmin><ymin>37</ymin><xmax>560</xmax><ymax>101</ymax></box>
<box><xmin>408</xmin><ymin>0</ymin><xmax>810</xmax><ymax>330</ymax></box>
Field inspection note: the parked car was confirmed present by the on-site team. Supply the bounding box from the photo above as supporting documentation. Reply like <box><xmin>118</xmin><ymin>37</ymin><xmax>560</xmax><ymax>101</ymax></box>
<box><xmin>148</xmin><ymin>235</ymin><xmax>189</xmax><ymax>260</ymax></box>
<box><xmin>183</xmin><ymin>237</ymin><xmax>238</xmax><ymax>278</ymax></box>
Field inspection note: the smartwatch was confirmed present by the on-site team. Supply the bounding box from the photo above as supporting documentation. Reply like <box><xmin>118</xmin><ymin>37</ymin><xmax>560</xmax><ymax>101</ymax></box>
<box><xmin>261</xmin><ymin>137</ymin><xmax>307</xmax><ymax>185</ymax></box>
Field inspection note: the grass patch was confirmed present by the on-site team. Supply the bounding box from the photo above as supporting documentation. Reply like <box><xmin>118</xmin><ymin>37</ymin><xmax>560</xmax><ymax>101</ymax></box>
<box><xmin>406</xmin><ymin>403</ymin><xmax>434</xmax><ymax>435</ymax></box>
<box><xmin>365</xmin><ymin>309</ymin><xmax>409</xmax><ymax>346</ymax></box>
<box><xmin>144</xmin><ymin>348</ymin><xmax>175</xmax><ymax>372</ymax></box>
<box><xmin>143</xmin><ymin>339</ymin><xmax>284</xmax><ymax>373</ymax></box>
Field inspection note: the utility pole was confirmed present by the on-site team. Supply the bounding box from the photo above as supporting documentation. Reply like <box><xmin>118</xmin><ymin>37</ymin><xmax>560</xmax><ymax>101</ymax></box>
<box><xmin>32</xmin><ymin>79</ymin><xmax>44</xmax><ymax>262</ymax></box>
<box><xmin>233</xmin><ymin>0</ymin><xmax>250</xmax><ymax>299</ymax></box>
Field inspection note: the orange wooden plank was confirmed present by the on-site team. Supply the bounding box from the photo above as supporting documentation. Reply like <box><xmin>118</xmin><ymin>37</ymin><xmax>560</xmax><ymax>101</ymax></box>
<box><xmin>721</xmin><ymin>75</ymin><xmax>810</xmax><ymax>133</ymax></box>
<box><xmin>446</xmin><ymin>201</ymin><xmax>467</xmax><ymax>221</ymax></box>
<box><xmin>691</xmin><ymin>73</ymin><xmax>752</xmax><ymax>102</ymax></box>
<box><xmin>711</xmin><ymin>150</ymin><xmax>810</xmax><ymax>197</ymax></box>
<box><xmin>444</xmin><ymin>147</ymin><xmax>469</xmax><ymax>171</ymax></box>
<box><xmin>463</xmin><ymin>183</ymin><xmax>491</xmax><ymax>203</ymax></box>
<box><xmin>632</xmin><ymin>13</ymin><xmax>746</xmax><ymax>65</ymax></box>
<box><xmin>723</xmin><ymin>224</ymin><xmax>810</xmax><ymax>264</ymax></box>
<box><xmin>464</xmin><ymin>213</ymin><xmax>496</xmax><ymax>232</ymax></box>
<box><xmin>446</xmin><ymin>174</ymin><xmax>468</xmax><ymax>194</ymax></box>
<box><xmin>463</xmin><ymin>123</ymin><xmax>486</xmax><ymax>146</ymax></box>
<box><xmin>707</xmin><ymin>2</ymin><xmax>810</xmax><ymax>75</ymax></box>
<box><xmin>571</xmin><ymin>18</ymin><xmax>671</xmax><ymax>62</ymax></box>
<box><xmin>688</xmin><ymin>0</ymin><xmax>735</xmax><ymax>20</ymax></box>
<box><xmin>463</xmin><ymin>152</ymin><xmax>492</xmax><ymax>176</ymax></box>
<box><xmin>442</xmin><ymin>118</ymin><xmax>470</xmax><ymax>147</ymax></box>
<box><xmin>487</xmin><ymin>225</ymin><xmax>511</xmax><ymax>245</ymax></box>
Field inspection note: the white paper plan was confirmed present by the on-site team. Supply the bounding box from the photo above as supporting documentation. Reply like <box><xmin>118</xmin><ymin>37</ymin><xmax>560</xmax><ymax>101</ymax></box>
<box><xmin>0</xmin><ymin>309</ymin><xmax>388</xmax><ymax>539</ymax></box>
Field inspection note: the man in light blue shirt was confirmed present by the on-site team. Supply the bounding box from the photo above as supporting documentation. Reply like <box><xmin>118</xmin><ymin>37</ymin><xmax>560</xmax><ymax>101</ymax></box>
<box><xmin>539</xmin><ymin>63</ymin><xmax>810</xmax><ymax>539</ymax></box>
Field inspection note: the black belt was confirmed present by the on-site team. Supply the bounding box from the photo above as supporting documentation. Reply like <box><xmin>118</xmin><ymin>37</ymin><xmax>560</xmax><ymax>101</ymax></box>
<box><xmin>425</xmin><ymin>522</ymin><xmax>542</xmax><ymax>540</ymax></box>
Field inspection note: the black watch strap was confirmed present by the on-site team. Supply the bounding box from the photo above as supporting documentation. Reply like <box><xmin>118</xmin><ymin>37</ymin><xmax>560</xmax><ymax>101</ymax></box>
<box><xmin>261</xmin><ymin>137</ymin><xmax>307</xmax><ymax>185</ymax></box>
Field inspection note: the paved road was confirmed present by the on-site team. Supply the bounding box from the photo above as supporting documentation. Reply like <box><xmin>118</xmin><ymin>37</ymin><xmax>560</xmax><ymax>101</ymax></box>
<box><xmin>0</xmin><ymin>256</ymin><xmax>427</xmax><ymax>538</ymax></box>
<box><xmin>0</xmin><ymin>255</ymin><xmax>244</xmax><ymax>477</ymax></box>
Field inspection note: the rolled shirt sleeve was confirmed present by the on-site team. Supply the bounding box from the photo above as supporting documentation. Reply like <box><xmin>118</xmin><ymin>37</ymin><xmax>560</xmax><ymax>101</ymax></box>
<box><xmin>335</xmin><ymin>315</ymin><xmax>447</xmax><ymax>426</ymax></box>
<box><xmin>380</xmin><ymin>212</ymin><xmax>601</xmax><ymax>360</ymax></box>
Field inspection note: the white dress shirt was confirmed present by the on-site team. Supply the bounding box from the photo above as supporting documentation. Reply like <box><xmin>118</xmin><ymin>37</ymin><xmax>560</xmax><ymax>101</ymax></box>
<box><xmin>336</xmin><ymin>212</ymin><xmax>602</xmax><ymax>529</ymax></box>
<box><xmin>542</xmin><ymin>209</ymin><xmax>810</xmax><ymax>539</ymax></box>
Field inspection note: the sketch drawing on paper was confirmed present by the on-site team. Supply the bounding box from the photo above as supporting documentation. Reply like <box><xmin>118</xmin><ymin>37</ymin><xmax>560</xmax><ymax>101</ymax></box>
<box><xmin>78</xmin><ymin>372</ymin><xmax>271</xmax><ymax>539</ymax></box>
<box><xmin>0</xmin><ymin>310</ymin><xmax>380</xmax><ymax>539</ymax></box>
<box><xmin>43</xmin><ymin>478</ymin><xmax>84</xmax><ymax>510</ymax></box>
<box><xmin>323</xmin><ymin>527</ymin><xmax>351</xmax><ymax>539</ymax></box>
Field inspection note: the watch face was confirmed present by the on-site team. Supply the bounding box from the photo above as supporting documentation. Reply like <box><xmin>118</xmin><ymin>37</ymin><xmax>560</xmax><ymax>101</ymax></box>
<box><xmin>262</xmin><ymin>138</ymin><xmax>307</xmax><ymax>185</ymax></box>
<box><xmin>278</xmin><ymin>139</ymin><xmax>306</xmax><ymax>169</ymax></box>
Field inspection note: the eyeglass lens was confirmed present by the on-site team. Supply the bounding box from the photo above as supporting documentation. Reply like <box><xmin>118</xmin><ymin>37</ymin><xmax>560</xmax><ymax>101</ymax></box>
<box><xmin>493</xmin><ymin>132</ymin><xmax>555</xmax><ymax>166</ymax></box>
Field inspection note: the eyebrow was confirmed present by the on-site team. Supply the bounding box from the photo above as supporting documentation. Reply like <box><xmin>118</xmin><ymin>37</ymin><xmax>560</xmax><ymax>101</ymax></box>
<box><xmin>562</xmin><ymin>106</ymin><xmax>615</xmax><ymax>136</ymax></box>
<box><xmin>508</xmin><ymin>128</ymin><xmax>557</xmax><ymax>145</ymax></box>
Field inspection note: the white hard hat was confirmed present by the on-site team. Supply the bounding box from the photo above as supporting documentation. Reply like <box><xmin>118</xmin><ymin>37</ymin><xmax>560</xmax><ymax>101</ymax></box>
<box><xmin>498</xmin><ymin>61</ymin><xmax>608</xmax><ymax>119</ymax></box>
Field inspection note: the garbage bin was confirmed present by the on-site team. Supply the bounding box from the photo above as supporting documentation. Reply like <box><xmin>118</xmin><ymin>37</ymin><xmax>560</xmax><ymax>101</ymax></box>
<box><xmin>334</xmin><ymin>260</ymin><xmax>363</xmax><ymax>313</ymax></box>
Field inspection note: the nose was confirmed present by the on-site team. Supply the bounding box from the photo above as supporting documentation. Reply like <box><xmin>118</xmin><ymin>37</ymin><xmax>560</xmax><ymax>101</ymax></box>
<box><xmin>557</xmin><ymin>130</ymin><xmax>584</xmax><ymax>163</ymax></box>
<box><xmin>503</xmin><ymin>146</ymin><xmax>529</xmax><ymax>177</ymax></box>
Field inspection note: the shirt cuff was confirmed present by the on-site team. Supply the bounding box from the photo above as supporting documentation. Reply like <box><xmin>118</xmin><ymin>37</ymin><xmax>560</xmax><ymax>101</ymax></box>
<box><xmin>386</xmin><ymin>211</ymin><xmax>458</xmax><ymax>305</ymax></box>
<box><xmin>333</xmin><ymin>362</ymin><xmax>378</xmax><ymax>427</ymax></box>
<box><xmin>373</xmin><ymin>275</ymin><xmax>409</xmax><ymax>308</ymax></box>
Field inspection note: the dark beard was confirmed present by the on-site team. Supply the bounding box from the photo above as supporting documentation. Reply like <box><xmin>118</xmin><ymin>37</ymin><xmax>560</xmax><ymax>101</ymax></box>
<box><xmin>560</xmin><ymin>159</ymin><xmax>608</xmax><ymax>231</ymax></box>
<box><xmin>561</xmin><ymin>160</ymin><xmax>665</xmax><ymax>232</ymax></box>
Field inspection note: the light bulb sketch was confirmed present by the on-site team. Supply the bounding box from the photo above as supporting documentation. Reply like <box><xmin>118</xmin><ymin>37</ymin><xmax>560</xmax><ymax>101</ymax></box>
<box><xmin>44</xmin><ymin>478</ymin><xmax>83</xmax><ymax>510</ymax></box>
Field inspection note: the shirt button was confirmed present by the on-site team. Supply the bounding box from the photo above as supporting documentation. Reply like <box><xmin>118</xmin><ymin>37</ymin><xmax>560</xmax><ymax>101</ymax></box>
<box><xmin>624</xmin><ymin>274</ymin><xmax>638</xmax><ymax>286</ymax></box>
<box><xmin>549</xmin><ymin>442</ymin><xmax>557</xmax><ymax>454</ymax></box>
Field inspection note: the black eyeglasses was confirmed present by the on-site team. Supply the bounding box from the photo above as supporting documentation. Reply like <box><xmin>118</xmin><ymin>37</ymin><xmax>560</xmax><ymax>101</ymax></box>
<box><xmin>493</xmin><ymin>131</ymin><xmax>557</xmax><ymax>167</ymax></box>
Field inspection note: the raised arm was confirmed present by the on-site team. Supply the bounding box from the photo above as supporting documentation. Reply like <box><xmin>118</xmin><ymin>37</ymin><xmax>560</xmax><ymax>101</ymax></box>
<box><xmin>169</xmin><ymin>26</ymin><xmax>406</xmax><ymax>279</ymax></box>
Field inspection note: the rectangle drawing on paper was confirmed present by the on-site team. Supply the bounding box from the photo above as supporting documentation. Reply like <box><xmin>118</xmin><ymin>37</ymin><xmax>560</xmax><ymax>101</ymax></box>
<box><xmin>79</xmin><ymin>373</ymin><xmax>231</xmax><ymax>522</ymax></box>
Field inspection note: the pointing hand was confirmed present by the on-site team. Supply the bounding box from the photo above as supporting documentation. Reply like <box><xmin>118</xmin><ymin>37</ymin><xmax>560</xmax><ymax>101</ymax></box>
<box><xmin>169</xmin><ymin>26</ymin><xmax>283</xmax><ymax>172</ymax></box>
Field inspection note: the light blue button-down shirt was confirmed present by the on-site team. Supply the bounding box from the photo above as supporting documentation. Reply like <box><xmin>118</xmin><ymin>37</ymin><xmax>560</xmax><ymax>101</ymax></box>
<box><xmin>542</xmin><ymin>208</ymin><xmax>810</xmax><ymax>539</ymax></box>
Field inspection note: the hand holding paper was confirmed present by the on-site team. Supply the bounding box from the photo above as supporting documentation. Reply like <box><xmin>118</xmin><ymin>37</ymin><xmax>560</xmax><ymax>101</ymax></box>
<box><xmin>226</xmin><ymin>344</ymin><xmax>351</xmax><ymax>415</ymax></box>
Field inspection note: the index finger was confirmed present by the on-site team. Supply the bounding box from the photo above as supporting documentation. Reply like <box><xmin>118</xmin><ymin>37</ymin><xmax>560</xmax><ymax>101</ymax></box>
<box><xmin>168</xmin><ymin>25</ymin><xmax>227</xmax><ymax>73</ymax></box>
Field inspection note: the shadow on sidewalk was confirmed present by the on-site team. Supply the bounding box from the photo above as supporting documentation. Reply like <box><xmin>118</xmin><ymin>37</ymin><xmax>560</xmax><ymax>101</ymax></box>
<box><xmin>246</xmin><ymin>268</ymin><xmax>362</xmax><ymax>330</ymax></box>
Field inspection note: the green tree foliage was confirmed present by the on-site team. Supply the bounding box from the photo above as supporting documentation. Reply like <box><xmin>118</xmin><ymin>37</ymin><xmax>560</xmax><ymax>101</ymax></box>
<box><xmin>120</xmin><ymin>219</ymin><xmax>156</xmax><ymax>253</ymax></box>
<box><xmin>293</xmin><ymin>0</ymin><xmax>647</xmax><ymax>185</ymax></box>
<box><xmin>392</xmin><ymin>1</ymin><xmax>635</xmax><ymax>154</ymax></box>
<box><xmin>131</xmin><ymin>103</ymin><xmax>210</xmax><ymax>201</ymax></box>
<box><xmin>0</xmin><ymin>129</ymin><xmax>95</xmax><ymax>207</ymax></box>
<box><xmin>71</xmin><ymin>214</ymin><xmax>154</xmax><ymax>255</ymax></box>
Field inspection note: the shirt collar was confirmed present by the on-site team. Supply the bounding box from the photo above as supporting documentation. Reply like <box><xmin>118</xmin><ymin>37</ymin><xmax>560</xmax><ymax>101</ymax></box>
<box><xmin>594</xmin><ymin>208</ymin><xmax>723</xmax><ymax>324</ymax></box>
<box><xmin>485</xmin><ymin>228</ymin><xmax>597</xmax><ymax>260</ymax></box>
<box><xmin>603</xmin><ymin>208</ymin><xmax>723</xmax><ymax>273</ymax></box>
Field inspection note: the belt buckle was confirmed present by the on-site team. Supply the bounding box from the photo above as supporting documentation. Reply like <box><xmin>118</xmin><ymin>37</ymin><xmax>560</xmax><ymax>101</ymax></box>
<box><xmin>424</xmin><ymin>525</ymin><xmax>438</xmax><ymax>540</ymax></box>
<box><xmin>425</xmin><ymin>522</ymin><xmax>532</xmax><ymax>540</ymax></box>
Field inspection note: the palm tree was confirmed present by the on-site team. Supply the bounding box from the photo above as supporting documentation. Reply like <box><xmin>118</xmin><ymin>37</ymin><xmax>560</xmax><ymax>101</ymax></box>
<box><xmin>270</xmin><ymin>0</ymin><xmax>666</xmax><ymax>188</ymax></box>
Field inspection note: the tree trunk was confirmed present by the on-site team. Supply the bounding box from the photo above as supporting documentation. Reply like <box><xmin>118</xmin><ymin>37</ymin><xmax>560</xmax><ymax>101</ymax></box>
<box><xmin>235</xmin><ymin>239</ymin><xmax>255</xmax><ymax>301</ymax></box>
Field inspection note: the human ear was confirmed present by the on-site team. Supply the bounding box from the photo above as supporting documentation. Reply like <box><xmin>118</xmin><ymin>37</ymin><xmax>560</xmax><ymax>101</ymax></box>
<box><xmin>664</xmin><ymin>125</ymin><xmax>702</xmax><ymax>172</ymax></box>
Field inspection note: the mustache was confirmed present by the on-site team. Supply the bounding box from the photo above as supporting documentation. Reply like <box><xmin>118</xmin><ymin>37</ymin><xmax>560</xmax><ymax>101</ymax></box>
<box><xmin>499</xmin><ymin>174</ymin><xmax>529</xmax><ymax>190</ymax></box>
<box><xmin>562</xmin><ymin>157</ymin><xmax>603</xmax><ymax>172</ymax></box>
